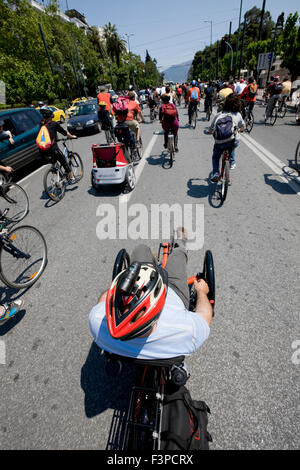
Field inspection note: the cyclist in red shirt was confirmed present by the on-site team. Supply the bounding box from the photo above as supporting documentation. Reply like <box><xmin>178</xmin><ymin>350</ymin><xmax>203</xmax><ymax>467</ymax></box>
<box><xmin>239</xmin><ymin>77</ymin><xmax>258</xmax><ymax>119</ymax></box>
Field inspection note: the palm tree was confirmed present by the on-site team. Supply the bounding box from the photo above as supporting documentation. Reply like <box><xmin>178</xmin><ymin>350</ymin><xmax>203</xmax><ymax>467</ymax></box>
<box><xmin>103</xmin><ymin>23</ymin><xmax>127</xmax><ymax>67</ymax></box>
<box><xmin>88</xmin><ymin>26</ymin><xmax>106</xmax><ymax>59</ymax></box>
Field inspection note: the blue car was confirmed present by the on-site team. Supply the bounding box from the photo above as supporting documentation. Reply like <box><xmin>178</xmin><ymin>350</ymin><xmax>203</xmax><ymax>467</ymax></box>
<box><xmin>0</xmin><ymin>108</ymin><xmax>42</xmax><ymax>180</ymax></box>
<box><xmin>67</xmin><ymin>103</ymin><xmax>100</xmax><ymax>135</ymax></box>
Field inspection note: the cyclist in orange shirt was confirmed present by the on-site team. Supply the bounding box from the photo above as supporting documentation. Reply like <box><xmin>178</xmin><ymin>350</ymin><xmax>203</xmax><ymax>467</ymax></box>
<box><xmin>239</xmin><ymin>77</ymin><xmax>257</xmax><ymax>119</ymax></box>
<box><xmin>186</xmin><ymin>80</ymin><xmax>200</xmax><ymax>126</ymax></box>
<box><xmin>97</xmin><ymin>85</ymin><xmax>112</xmax><ymax>113</ymax></box>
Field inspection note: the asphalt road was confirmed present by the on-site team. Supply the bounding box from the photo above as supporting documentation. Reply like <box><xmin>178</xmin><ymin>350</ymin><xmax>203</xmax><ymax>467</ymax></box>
<box><xmin>0</xmin><ymin>100</ymin><xmax>299</xmax><ymax>450</ymax></box>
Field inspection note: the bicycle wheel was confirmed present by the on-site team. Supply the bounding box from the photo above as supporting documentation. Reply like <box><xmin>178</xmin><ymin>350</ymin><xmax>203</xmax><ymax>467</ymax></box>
<box><xmin>0</xmin><ymin>225</ymin><xmax>47</xmax><ymax>289</ymax></box>
<box><xmin>43</xmin><ymin>167</ymin><xmax>66</xmax><ymax>202</ymax></box>
<box><xmin>279</xmin><ymin>102</ymin><xmax>287</xmax><ymax>118</ymax></box>
<box><xmin>295</xmin><ymin>141</ymin><xmax>300</xmax><ymax>173</ymax></box>
<box><xmin>270</xmin><ymin>107</ymin><xmax>278</xmax><ymax>126</ymax></box>
<box><xmin>137</xmin><ymin>138</ymin><xmax>143</xmax><ymax>159</ymax></box>
<box><xmin>0</xmin><ymin>183</ymin><xmax>29</xmax><ymax>223</ymax></box>
<box><xmin>203</xmin><ymin>250</ymin><xmax>215</xmax><ymax>309</ymax></box>
<box><xmin>221</xmin><ymin>159</ymin><xmax>230</xmax><ymax>203</ymax></box>
<box><xmin>105</xmin><ymin>129</ymin><xmax>113</xmax><ymax>144</ymax></box>
<box><xmin>168</xmin><ymin>135</ymin><xmax>174</xmax><ymax>167</ymax></box>
<box><xmin>69</xmin><ymin>152</ymin><xmax>84</xmax><ymax>181</ymax></box>
<box><xmin>112</xmin><ymin>249</ymin><xmax>130</xmax><ymax>280</ymax></box>
<box><xmin>192</xmin><ymin>110</ymin><xmax>197</xmax><ymax>129</ymax></box>
<box><xmin>246</xmin><ymin>112</ymin><xmax>254</xmax><ymax>133</ymax></box>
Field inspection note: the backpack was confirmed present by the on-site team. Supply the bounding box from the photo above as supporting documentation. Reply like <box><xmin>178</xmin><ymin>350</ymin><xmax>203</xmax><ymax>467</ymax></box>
<box><xmin>36</xmin><ymin>125</ymin><xmax>54</xmax><ymax>151</ymax></box>
<box><xmin>112</xmin><ymin>96</ymin><xmax>129</xmax><ymax>116</ymax></box>
<box><xmin>247</xmin><ymin>84</ymin><xmax>257</xmax><ymax>99</ymax></box>
<box><xmin>214</xmin><ymin>114</ymin><xmax>235</xmax><ymax>143</ymax></box>
<box><xmin>160</xmin><ymin>385</ymin><xmax>212</xmax><ymax>450</ymax></box>
<box><xmin>274</xmin><ymin>82</ymin><xmax>283</xmax><ymax>94</ymax></box>
<box><xmin>163</xmin><ymin>103</ymin><xmax>177</xmax><ymax>121</ymax></box>
<box><xmin>190</xmin><ymin>88</ymin><xmax>198</xmax><ymax>100</ymax></box>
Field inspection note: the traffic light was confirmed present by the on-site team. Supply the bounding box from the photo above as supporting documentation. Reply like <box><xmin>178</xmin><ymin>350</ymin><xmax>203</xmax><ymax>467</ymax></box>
<box><xmin>220</xmin><ymin>36</ymin><xmax>227</xmax><ymax>55</ymax></box>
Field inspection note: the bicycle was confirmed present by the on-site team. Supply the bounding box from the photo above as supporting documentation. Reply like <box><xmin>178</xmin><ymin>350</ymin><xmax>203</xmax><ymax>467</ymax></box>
<box><xmin>150</xmin><ymin>106</ymin><xmax>158</xmax><ymax>122</ymax></box>
<box><xmin>0</xmin><ymin>182</ymin><xmax>29</xmax><ymax>223</ymax></box>
<box><xmin>104</xmin><ymin>126</ymin><xmax>116</xmax><ymax>145</ymax></box>
<box><xmin>264</xmin><ymin>97</ymin><xmax>278</xmax><ymax>126</ymax></box>
<box><xmin>190</xmin><ymin>104</ymin><xmax>198</xmax><ymax>129</ymax></box>
<box><xmin>295</xmin><ymin>140</ymin><xmax>300</xmax><ymax>173</ymax></box>
<box><xmin>277</xmin><ymin>96</ymin><xmax>287</xmax><ymax>118</ymax></box>
<box><xmin>243</xmin><ymin>104</ymin><xmax>254</xmax><ymax>133</ymax></box>
<box><xmin>106</xmin><ymin>239</ymin><xmax>215</xmax><ymax>451</ymax></box>
<box><xmin>167</xmin><ymin>129</ymin><xmax>175</xmax><ymax>168</ymax></box>
<box><xmin>205</xmin><ymin>100</ymin><xmax>212</xmax><ymax>122</ymax></box>
<box><xmin>0</xmin><ymin>208</ymin><xmax>47</xmax><ymax>289</ymax></box>
<box><xmin>43</xmin><ymin>139</ymin><xmax>84</xmax><ymax>202</ymax></box>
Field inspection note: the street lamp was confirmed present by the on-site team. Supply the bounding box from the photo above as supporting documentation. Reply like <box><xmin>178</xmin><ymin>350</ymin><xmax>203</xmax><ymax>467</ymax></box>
<box><xmin>266</xmin><ymin>16</ymin><xmax>283</xmax><ymax>83</ymax></box>
<box><xmin>204</xmin><ymin>21</ymin><xmax>213</xmax><ymax>81</ymax></box>
<box><xmin>125</xmin><ymin>33</ymin><xmax>134</xmax><ymax>85</ymax></box>
<box><xmin>222</xmin><ymin>37</ymin><xmax>233</xmax><ymax>77</ymax></box>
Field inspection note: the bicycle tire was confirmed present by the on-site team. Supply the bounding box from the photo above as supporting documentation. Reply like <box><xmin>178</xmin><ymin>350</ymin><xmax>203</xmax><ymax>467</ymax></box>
<box><xmin>168</xmin><ymin>135</ymin><xmax>174</xmax><ymax>167</ymax></box>
<box><xmin>0</xmin><ymin>225</ymin><xmax>47</xmax><ymax>289</ymax></box>
<box><xmin>280</xmin><ymin>102</ymin><xmax>287</xmax><ymax>118</ymax></box>
<box><xmin>203</xmin><ymin>250</ymin><xmax>215</xmax><ymax>309</ymax></box>
<box><xmin>112</xmin><ymin>249</ymin><xmax>130</xmax><ymax>280</ymax></box>
<box><xmin>0</xmin><ymin>183</ymin><xmax>29</xmax><ymax>223</ymax></box>
<box><xmin>221</xmin><ymin>159</ymin><xmax>230</xmax><ymax>203</ymax></box>
<box><xmin>271</xmin><ymin>107</ymin><xmax>278</xmax><ymax>126</ymax></box>
<box><xmin>192</xmin><ymin>111</ymin><xmax>197</xmax><ymax>129</ymax></box>
<box><xmin>69</xmin><ymin>152</ymin><xmax>84</xmax><ymax>181</ymax></box>
<box><xmin>206</xmin><ymin>109</ymin><xmax>211</xmax><ymax>121</ymax></box>
<box><xmin>246</xmin><ymin>112</ymin><xmax>254</xmax><ymax>133</ymax></box>
<box><xmin>295</xmin><ymin>141</ymin><xmax>300</xmax><ymax>173</ymax></box>
<box><xmin>43</xmin><ymin>167</ymin><xmax>66</xmax><ymax>202</ymax></box>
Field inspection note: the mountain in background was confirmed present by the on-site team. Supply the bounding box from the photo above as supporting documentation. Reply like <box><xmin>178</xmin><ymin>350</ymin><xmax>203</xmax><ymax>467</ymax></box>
<box><xmin>162</xmin><ymin>60</ymin><xmax>192</xmax><ymax>83</ymax></box>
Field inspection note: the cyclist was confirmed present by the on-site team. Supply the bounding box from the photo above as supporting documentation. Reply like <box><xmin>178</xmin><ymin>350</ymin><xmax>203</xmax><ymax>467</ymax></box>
<box><xmin>0</xmin><ymin>164</ymin><xmax>14</xmax><ymax>175</ymax></box>
<box><xmin>89</xmin><ymin>228</ymin><xmax>213</xmax><ymax>360</ymax></box>
<box><xmin>186</xmin><ymin>80</ymin><xmax>200</xmax><ymax>126</ymax></box>
<box><xmin>265</xmin><ymin>75</ymin><xmax>283</xmax><ymax>119</ymax></box>
<box><xmin>204</xmin><ymin>81</ymin><xmax>214</xmax><ymax>115</ymax></box>
<box><xmin>38</xmin><ymin>108</ymin><xmax>77</xmax><ymax>183</ymax></box>
<box><xmin>176</xmin><ymin>84</ymin><xmax>182</xmax><ymax>105</ymax></box>
<box><xmin>128</xmin><ymin>85</ymin><xmax>139</xmax><ymax>103</ymax></box>
<box><xmin>148</xmin><ymin>87</ymin><xmax>159</xmax><ymax>115</ymax></box>
<box><xmin>98</xmin><ymin>101</ymin><xmax>114</xmax><ymax>132</ymax></box>
<box><xmin>239</xmin><ymin>77</ymin><xmax>257</xmax><ymax>119</ymax></box>
<box><xmin>0</xmin><ymin>120</ymin><xmax>14</xmax><ymax>145</ymax></box>
<box><xmin>279</xmin><ymin>76</ymin><xmax>292</xmax><ymax>109</ymax></box>
<box><xmin>216</xmin><ymin>82</ymin><xmax>233</xmax><ymax>112</ymax></box>
<box><xmin>159</xmin><ymin>94</ymin><xmax>179</xmax><ymax>152</ymax></box>
<box><xmin>234</xmin><ymin>78</ymin><xmax>247</xmax><ymax>96</ymax></box>
<box><xmin>97</xmin><ymin>85</ymin><xmax>112</xmax><ymax>112</ymax></box>
<box><xmin>206</xmin><ymin>93</ymin><xmax>245</xmax><ymax>181</ymax></box>
<box><xmin>0</xmin><ymin>299</ymin><xmax>24</xmax><ymax>325</ymax></box>
<box><xmin>116</xmin><ymin>91</ymin><xmax>145</xmax><ymax>144</ymax></box>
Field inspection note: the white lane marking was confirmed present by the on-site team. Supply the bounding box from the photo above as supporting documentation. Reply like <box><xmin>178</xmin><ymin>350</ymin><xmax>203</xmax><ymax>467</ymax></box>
<box><xmin>240</xmin><ymin>133</ymin><xmax>300</xmax><ymax>197</ymax></box>
<box><xmin>17</xmin><ymin>164</ymin><xmax>47</xmax><ymax>185</ymax></box>
<box><xmin>119</xmin><ymin>132</ymin><xmax>159</xmax><ymax>204</ymax></box>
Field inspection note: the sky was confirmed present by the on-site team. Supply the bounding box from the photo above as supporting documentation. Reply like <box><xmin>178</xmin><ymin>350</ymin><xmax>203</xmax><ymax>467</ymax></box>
<box><xmin>55</xmin><ymin>0</ymin><xmax>299</xmax><ymax>71</ymax></box>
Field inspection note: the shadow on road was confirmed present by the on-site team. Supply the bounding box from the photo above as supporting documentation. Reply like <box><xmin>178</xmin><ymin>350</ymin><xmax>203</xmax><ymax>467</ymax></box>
<box><xmin>147</xmin><ymin>152</ymin><xmax>173</xmax><ymax>170</ymax></box>
<box><xmin>187</xmin><ymin>177</ymin><xmax>224</xmax><ymax>208</ymax></box>
<box><xmin>87</xmin><ymin>186</ymin><xmax>123</xmax><ymax>198</ymax></box>
<box><xmin>81</xmin><ymin>342</ymin><xmax>135</xmax><ymax>419</ymax></box>
<box><xmin>264</xmin><ymin>174</ymin><xmax>296</xmax><ymax>195</ymax></box>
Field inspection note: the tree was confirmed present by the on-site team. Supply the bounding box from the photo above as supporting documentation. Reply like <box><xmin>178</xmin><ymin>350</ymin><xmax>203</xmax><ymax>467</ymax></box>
<box><xmin>279</xmin><ymin>12</ymin><xmax>300</xmax><ymax>80</ymax></box>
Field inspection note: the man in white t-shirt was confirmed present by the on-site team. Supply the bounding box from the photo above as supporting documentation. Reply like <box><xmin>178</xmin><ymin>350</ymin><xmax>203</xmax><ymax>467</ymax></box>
<box><xmin>89</xmin><ymin>228</ymin><xmax>213</xmax><ymax>360</ymax></box>
<box><xmin>234</xmin><ymin>79</ymin><xmax>247</xmax><ymax>96</ymax></box>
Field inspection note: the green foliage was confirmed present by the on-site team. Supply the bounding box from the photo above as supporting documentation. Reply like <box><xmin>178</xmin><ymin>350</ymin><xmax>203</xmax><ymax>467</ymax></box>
<box><xmin>279</xmin><ymin>12</ymin><xmax>300</xmax><ymax>80</ymax></box>
<box><xmin>0</xmin><ymin>1</ymin><xmax>162</xmax><ymax>105</ymax></box>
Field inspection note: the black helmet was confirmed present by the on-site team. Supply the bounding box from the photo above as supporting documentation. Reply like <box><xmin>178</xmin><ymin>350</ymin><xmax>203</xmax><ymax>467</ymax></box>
<box><xmin>39</xmin><ymin>108</ymin><xmax>54</xmax><ymax>119</ymax></box>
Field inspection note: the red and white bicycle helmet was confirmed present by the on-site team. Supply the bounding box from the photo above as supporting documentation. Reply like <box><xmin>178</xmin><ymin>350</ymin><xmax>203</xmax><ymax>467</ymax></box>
<box><xmin>106</xmin><ymin>262</ymin><xmax>167</xmax><ymax>341</ymax></box>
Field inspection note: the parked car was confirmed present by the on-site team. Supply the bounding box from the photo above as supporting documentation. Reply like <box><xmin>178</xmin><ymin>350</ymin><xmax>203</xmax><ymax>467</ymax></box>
<box><xmin>67</xmin><ymin>103</ymin><xmax>100</xmax><ymax>135</ymax></box>
<box><xmin>0</xmin><ymin>108</ymin><xmax>42</xmax><ymax>181</ymax></box>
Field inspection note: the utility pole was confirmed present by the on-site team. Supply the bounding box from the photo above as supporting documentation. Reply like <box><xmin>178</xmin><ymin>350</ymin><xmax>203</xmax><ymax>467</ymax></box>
<box><xmin>239</xmin><ymin>15</ymin><xmax>247</xmax><ymax>79</ymax></box>
<box><xmin>234</xmin><ymin>0</ymin><xmax>243</xmax><ymax>78</ymax></box>
<box><xmin>125</xmin><ymin>33</ymin><xmax>134</xmax><ymax>85</ymax></box>
<box><xmin>266</xmin><ymin>14</ymin><xmax>284</xmax><ymax>84</ymax></box>
<box><xmin>258</xmin><ymin>0</ymin><xmax>266</xmax><ymax>41</ymax></box>
<box><xmin>227</xmin><ymin>21</ymin><xmax>232</xmax><ymax>53</ymax></box>
<box><xmin>216</xmin><ymin>40</ymin><xmax>219</xmax><ymax>79</ymax></box>
<box><xmin>204</xmin><ymin>21</ymin><xmax>213</xmax><ymax>81</ymax></box>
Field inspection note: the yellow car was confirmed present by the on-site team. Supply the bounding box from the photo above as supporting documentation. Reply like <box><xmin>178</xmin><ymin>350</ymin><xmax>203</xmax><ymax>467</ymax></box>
<box><xmin>72</xmin><ymin>97</ymin><xmax>87</xmax><ymax>105</ymax></box>
<box><xmin>37</xmin><ymin>106</ymin><xmax>66</xmax><ymax>123</ymax></box>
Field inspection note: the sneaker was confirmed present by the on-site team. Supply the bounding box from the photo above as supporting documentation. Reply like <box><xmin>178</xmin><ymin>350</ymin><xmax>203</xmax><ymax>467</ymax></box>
<box><xmin>163</xmin><ymin>143</ymin><xmax>168</xmax><ymax>149</ymax></box>
<box><xmin>0</xmin><ymin>299</ymin><xmax>24</xmax><ymax>324</ymax></box>
<box><xmin>230</xmin><ymin>163</ymin><xmax>236</xmax><ymax>170</ymax></box>
<box><xmin>68</xmin><ymin>178</ymin><xmax>76</xmax><ymax>185</ymax></box>
<box><xmin>175</xmin><ymin>147</ymin><xmax>179</xmax><ymax>153</ymax></box>
<box><xmin>210</xmin><ymin>173</ymin><xmax>219</xmax><ymax>183</ymax></box>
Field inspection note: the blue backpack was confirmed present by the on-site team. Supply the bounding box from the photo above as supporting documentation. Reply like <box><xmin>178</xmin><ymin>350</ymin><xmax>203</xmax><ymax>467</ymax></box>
<box><xmin>214</xmin><ymin>114</ymin><xmax>234</xmax><ymax>142</ymax></box>
<box><xmin>191</xmin><ymin>88</ymin><xmax>198</xmax><ymax>100</ymax></box>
